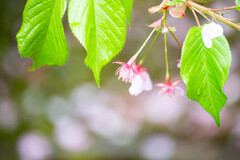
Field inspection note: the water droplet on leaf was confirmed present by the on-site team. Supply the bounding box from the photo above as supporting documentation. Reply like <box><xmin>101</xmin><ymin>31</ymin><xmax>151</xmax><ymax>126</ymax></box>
<box><xmin>197</xmin><ymin>89</ymin><xmax>201</xmax><ymax>96</ymax></box>
<box><xmin>202</xmin><ymin>83</ymin><xmax>207</xmax><ymax>89</ymax></box>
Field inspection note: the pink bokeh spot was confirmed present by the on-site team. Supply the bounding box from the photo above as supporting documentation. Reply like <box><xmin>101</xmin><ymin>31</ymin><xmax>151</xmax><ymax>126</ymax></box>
<box><xmin>156</xmin><ymin>80</ymin><xmax>184</xmax><ymax>97</ymax></box>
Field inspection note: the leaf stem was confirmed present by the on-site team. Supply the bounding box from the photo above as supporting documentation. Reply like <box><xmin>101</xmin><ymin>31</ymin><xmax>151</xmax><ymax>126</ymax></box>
<box><xmin>132</xmin><ymin>28</ymin><xmax>156</xmax><ymax>60</ymax></box>
<box><xmin>189</xmin><ymin>4</ymin><xmax>201</xmax><ymax>27</ymax></box>
<box><xmin>188</xmin><ymin>1</ymin><xmax>240</xmax><ymax>30</ymax></box>
<box><xmin>165</xmin><ymin>23</ymin><xmax>182</xmax><ymax>48</ymax></box>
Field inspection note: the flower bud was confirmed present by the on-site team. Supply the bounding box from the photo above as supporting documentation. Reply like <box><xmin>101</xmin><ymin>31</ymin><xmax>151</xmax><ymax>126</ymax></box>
<box><xmin>169</xmin><ymin>2</ymin><xmax>186</xmax><ymax>18</ymax></box>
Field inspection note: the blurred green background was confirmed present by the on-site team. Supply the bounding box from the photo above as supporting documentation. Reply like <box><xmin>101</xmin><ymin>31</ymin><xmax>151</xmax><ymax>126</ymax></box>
<box><xmin>0</xmin><ymin>0</ymin><xmax>240</xmax><ymax>159</ymax></box>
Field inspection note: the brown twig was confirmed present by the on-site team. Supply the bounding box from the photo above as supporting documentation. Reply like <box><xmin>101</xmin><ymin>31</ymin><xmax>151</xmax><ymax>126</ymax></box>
<box><xmin>165</xmin><ymin>24</ymin><xmax>182</xmax><ymax>48</ymax></box>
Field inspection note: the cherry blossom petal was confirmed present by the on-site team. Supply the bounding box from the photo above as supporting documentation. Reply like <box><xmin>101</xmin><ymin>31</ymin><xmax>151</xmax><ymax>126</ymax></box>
<box><xmin>148</xmin><ymin>5</ymin><xmax>162</xmax><ymax>14</ymax></box>
<box><xmin>175</xmin><ymin>87</ymin><xmax>185</xmax><ymax>96</ymax></box>
<box><xmin>113</xmin><ymin>61</ymin><xmax>127</xmax><ymax>66</ymax></box>
<box><xmin>129</xmin><ymin>75</ymin><xmax>144</xmax><ymax>96</ymax></box>
<box><xmin>148</xmin><ymin>18</ymin><xmax>163</xmax><ymax>28</ymax></box>
<box><xmin>155</xmin><ymin>83</ymin><xmax>165</xmax><ymax>87</ymax></box>
<box><xmin>142</xmin><ymin>72</ymin><xmax>153</xmax><ymax>91</ymax></box>
<box><xmin>156</xmin><ymin>80</ymin><xmax>184</xmax><ymax>97</ymax></box>
<box><xmin>172</xmin><ymin>80</ymin><xmax>181</xmax><ymax>86</ymax></box>
<box><xmin>129</xmin><ymin>72</ymin><xmax>153</xmax><ymax>96</ymax></box>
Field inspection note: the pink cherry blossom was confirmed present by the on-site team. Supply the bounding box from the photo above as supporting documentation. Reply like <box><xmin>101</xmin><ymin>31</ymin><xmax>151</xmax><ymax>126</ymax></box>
<box><xmin>156</xmin><ymin>79</ymin><xmax>184</xmax><ymax>97</ymax></box>
<box><xmin>114</xmin><ymin>59</ymin><xmax>153</xmax><ymax>96</ymax></box>
<box><xmin>114</xmin><ymin>58</ymin><xmax>137</xmax><ymax>83</ymax></box>
<box><xmin>129</xmin><ymin>65</ymin><xmax>152</xmax><ymax>96</ymax></box>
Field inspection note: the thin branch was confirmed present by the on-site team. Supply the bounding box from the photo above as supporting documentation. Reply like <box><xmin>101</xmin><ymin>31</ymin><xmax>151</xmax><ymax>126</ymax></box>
<box><xmin>193</xmin><ymin>7</ymin><xmax>211</xmax><ymax>22</ymax></box>
<box><xmin>189</xmin><ymin>5</ymin><xmax>201</xmax><ymax>27</ymax></box>
<box><xmin>188</xmin><ymin>1</ymin><xmax>240</xmax><ymax>30</ymax></box>
<box><xmin>206</xmin><ymin>6</ymin><xmax>237</xmax><ymax>12</ymax></box>
<box><xmin>165</xmin><ymin>24</ymin><xmax>182</xmax><ymax>48</ymax></box>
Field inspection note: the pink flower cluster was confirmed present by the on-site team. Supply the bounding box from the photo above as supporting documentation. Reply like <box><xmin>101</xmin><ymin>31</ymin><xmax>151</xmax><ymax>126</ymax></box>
<box><xmin>114</xmin><ymin>58</ymin><xmax>184</xmax><ymax>97</ymax></box>
<box><xmin>114</xmin><ymin>58</ymin><xmax>139</xmax><ymax>83</ymax></box>
<box><xmin>114</xmin><ymin>58</ymin><xmax>152</xmax><ymax>96</ymax></box>
<box><xmin>156</xmin><ymin>79</ymin><xmax>185</xmax><ymax>97</ymax></box>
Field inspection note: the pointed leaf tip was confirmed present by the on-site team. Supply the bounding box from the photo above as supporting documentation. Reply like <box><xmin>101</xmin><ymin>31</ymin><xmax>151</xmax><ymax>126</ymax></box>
<box><xmin>181</xmin><ymin>26</ymin><xmax>231</xmax><ymax>127</ymax></box>
<box><xmin>68</xmin><ymin>0</ymin><xmax>127</xmax><ymax>86</ymax></box>
<box><xmin>121</xmin><ymin>0</ymin><xmax>134</xmax><ymax>26</ymax></box>
<box><xmin>17</xmin><ymin>0</ymin><xmax>69</xmax><ymax>69</ymax></box>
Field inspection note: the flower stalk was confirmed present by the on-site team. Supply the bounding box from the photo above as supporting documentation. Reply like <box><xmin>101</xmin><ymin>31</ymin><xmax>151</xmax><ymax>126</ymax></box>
<box><xmin>132</xmin><ymin>28</ymin><xmax>156</xmax><ymax>60</ymax></box>
<box><xmin>163</xmin><ymin>10</ymin><xmax>170</xmax><ymax>80</ymax></box>
<box><xmin>164</xmin><ymin>31</ymin><xmax>170</xmax><ymax>80</ymax></box>
<box><xmin>139</xmin><ymin>30</ymin><xmax>161</xmax><ymax>65</ymax></box>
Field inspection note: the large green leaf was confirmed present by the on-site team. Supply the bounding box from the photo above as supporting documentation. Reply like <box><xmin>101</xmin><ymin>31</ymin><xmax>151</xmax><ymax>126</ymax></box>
<box><xmin>236</xmin><ymin>0</ymin><xmax>240</xmax><ymax>11</ymax></box>
<box><xmin>181</xmin><ymin>27</ymin><xmax>231</xmax><ymax>127</ymax></box>
<box><xmin>68</xmin><ymin>0</ymin><xmax>127</xmax><ymax>86</ymax></box>
<box><xmin>17</xmin><ymin>0</ymin><xmax>68</xmax><ymax>70</ymax></box>
<box><xmin>120</xmin><ymin>0</ymin><xmax>134</xmax><ymax>25</ymax></box>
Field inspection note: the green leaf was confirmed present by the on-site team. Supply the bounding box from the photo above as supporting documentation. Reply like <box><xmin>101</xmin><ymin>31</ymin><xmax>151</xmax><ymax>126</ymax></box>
<box><xmin>68</xmin><ymin>0</ymin><xmax>127</xmax><ymax>86</ymax></box>
<box><xmin>120</xmin><ymin>0</ymin><xmax>134</xmax><ymax>26</ymax></box>
<box><xmin>16</xmin><ymin>0</ymin><xmax>69</xmax><ymax>70</ymax></box>
<box><xmin>236</xmin><ymin>0</ymin><xmax>240</xmax><ymax>11</ymax></box>
<box><xmin>181</xmin><ymin>27</ymin><xmax>231</xmax><ymax>127</ymax></box>
<box><xmin>236</xmin><ymin>0</ymin><xmax>240</xmax><ymax>5</ymax></box>
<box><xmin>165</xmin><ymin>0</ymin><xmax>186</xmax><ymax>6</ymax></box>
